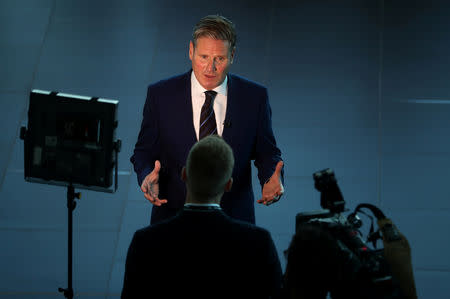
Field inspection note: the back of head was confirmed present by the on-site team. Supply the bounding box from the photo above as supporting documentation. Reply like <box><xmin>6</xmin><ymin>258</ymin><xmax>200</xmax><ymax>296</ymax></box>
<box><xmin>192</xmin><ymin>15</ymin><xmax>236</xmax><ymax>49</ymax></box>
<box><xmin>186</xmin><ymin>135</ymin><xmax>234</xmax><ymax>202</ymax></box>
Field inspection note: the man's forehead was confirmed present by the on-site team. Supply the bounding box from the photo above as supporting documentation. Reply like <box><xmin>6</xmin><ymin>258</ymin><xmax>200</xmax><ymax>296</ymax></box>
<box><xmin>194</xmin><ymin>37</ymin><xmax>230</xmax><ymax>46</ymax></box>
<box><xmin>193</xmin><ymin>38</ymin><xmax>233</xmax><ymax>54</ymax></box>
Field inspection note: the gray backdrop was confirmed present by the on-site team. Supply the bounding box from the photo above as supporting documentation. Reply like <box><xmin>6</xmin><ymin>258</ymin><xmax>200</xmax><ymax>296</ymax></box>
<box><xmin>1</xmin><ymin>0</ymin><xmax>449</xmax><ymax>298</ymax></box>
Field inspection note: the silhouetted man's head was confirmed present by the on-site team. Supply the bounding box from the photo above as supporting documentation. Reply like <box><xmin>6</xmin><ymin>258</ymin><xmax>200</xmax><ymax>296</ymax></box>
<box><xmin>182</xmin><ymin>135</ymin><xmax>234</xmax><ymax>203</ymax></box>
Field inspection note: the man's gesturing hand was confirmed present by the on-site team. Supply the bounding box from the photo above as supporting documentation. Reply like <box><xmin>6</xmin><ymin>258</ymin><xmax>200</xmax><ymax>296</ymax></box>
<box><xmin>257</xmin><ymin>161</ymin><xmax>284</xmax><ymax>206</ymax></box>
<box><xmin>141</xmin><ymin>160</ymin><xmax>168</xmax><ymax>206</ymax></box>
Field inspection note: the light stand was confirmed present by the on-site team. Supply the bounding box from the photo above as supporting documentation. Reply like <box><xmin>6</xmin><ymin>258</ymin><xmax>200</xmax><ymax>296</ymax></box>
<box><xmin>58</xmin><ymin>183</ymin><xmax>80</xmax><ymax>299</ymax></box>
<box><xmin>21</xmin><ymin>89</ymin><xmax>120</xmax><ymax>298</ymax></box>
<box><xmin>57</xmin><ymin>139</ymin><xmax>121</xmax><ymax>298</ymax></box>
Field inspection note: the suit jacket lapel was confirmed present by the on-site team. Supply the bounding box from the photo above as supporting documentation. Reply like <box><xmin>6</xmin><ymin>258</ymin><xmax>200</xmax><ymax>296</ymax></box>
<box><xmin>177</xmin><ymin>70</ymin><xmax>197</xmax><ymax>145</ymax></box>
<box><xmin>222</xmin><ymin>74</ymin><xmax>235</xmax><ymax>140</ymax></box>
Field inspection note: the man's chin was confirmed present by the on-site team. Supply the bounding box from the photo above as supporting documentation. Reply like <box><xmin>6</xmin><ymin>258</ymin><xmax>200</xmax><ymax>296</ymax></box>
<box><xmin>202</xmin><ymin>76</ymin><xmax>225</xmax><ymax>89</ymax></box>
<box><xmin>201</xmin><ymin>80</ymin><xmax>218</xmax><ymax>90</ymax></box>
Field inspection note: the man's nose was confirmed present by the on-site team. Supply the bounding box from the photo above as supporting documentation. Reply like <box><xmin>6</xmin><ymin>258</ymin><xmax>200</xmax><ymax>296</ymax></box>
<box><xmin>206</xmin><ymin>59</ymin><xmax>217</xmax><ymax>72</ymax></box>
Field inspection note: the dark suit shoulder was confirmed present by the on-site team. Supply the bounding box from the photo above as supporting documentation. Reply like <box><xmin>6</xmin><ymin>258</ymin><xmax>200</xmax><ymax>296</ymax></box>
<box><xmin>148</xmin><ymin>71</ymin><xmax>190</xmax><ymax>91</ymax></box>
<box><xmin>125</xmin><ymin>211</ymin><xmax>281</xmax><ymax>298</ymax></box>
<box><xmin>134</xmin><ymin>215</ymin><xmax>175</xmax><ymax>235</ymax></box>
<box><xmin>139</xmin><ymin>210</ymin><xmax>270</xmax><ymax>238</ymax></box>
<box><xmin>226</xmin><ymin>216</ymin><xmax>273</xmax><ymax>241</ymax></box>
<box><xmin>228</xmin><ymin>73</ymin><xmax>267</xmax><ymax>92</ymax></box>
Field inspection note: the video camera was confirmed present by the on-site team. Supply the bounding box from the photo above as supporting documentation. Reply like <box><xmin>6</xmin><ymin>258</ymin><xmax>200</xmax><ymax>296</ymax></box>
<box><xmin>295</xmin><ymin>168</ymin><xmax>403</xmax><ymax>299</ymax></box>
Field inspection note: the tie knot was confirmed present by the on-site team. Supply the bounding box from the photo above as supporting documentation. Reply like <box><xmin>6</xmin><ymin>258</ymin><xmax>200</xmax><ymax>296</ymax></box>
<box><xmin>204</xmin><ymin>90</ymin><xmax>217</xmax><ymax>103</ymax></box>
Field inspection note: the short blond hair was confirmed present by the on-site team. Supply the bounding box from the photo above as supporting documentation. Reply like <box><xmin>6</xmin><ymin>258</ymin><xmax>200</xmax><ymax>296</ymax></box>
<box><xmin>192</xmin><ymin>15</ymin><xmax>236</xmax><ymax>50</ymax></box>
<box><xmin>186</xmin><ymin>135</ymin><xmax>234</xmax><ymax>202</ymax></box>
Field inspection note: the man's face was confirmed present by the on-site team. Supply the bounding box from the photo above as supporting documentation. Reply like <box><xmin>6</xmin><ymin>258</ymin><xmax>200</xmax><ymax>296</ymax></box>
<box><xmin>189</xmin><ymin>37</ymin><xmax>235</xmax><ymax>90</ymax></box>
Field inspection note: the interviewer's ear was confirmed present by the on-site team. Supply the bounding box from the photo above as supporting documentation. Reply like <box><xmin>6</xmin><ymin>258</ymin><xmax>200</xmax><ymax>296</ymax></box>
<box><xmin>181</xmin><ymin>166</ymin><xmax>187</xmax><ymax>182</ymax></box>
<box><xmin>225</xmin><ymin>178</ymin><xmax>233</xmax><ymax>192</ymax></box>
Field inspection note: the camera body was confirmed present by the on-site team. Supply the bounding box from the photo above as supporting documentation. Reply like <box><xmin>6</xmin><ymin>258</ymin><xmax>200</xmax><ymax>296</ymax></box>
<box><xmin>295</xmin><ymin>168</ymin><xmax>402</xmax><ymax>299</ymax></box>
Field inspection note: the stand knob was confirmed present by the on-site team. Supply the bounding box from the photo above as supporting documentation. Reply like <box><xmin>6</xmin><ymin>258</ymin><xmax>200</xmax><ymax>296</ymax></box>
<box><xmin>20</xmin><ymin>127</ymin><xmax>27</xmax><ymax>140</ymax></box>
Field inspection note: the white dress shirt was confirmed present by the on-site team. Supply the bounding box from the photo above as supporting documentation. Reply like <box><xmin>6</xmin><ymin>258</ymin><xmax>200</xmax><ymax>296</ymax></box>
<box><xmin>191</xmin><ymin>71</ymin><xmax>228</xmax><ymax>140</ymax></box>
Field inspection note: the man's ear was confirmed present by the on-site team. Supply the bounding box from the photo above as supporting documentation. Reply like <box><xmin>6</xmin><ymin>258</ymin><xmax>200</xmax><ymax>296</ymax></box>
<box><xmin>225</xmin><ymin>178</ymin><xmax>233</xmax><ymax>192</ymax></box>
<box><xmin>230</xmin><ymin>47</ymin><xmax>236</xmax><ymax>64</ymax></box>
<box><xmin>181</xmin><ymin>166</ymin><xmax>187</xmax><ymax>182</ymax></box>
<box><xmin>189</xmin><ymin>41</ymin><xmax>194</xmax><ymax>61</ymax></box>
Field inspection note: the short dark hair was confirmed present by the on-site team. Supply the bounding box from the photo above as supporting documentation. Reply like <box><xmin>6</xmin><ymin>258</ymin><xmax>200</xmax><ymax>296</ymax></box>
<box><xmin>192</xmin><ymin>15</ymin><xmax>236</xmax><ymax>50</ymax></box>
<box><xmin>186</xmin><ymin>135</ymin><xmax>234</xmax><ymax>202</ymax></box>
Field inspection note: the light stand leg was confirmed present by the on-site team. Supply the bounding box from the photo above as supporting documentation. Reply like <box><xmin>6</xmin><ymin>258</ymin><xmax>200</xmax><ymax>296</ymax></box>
<box><xmin>59</xmin><ymin>184</ymin><xmax>80</xmax><ymax>299</ymax></box>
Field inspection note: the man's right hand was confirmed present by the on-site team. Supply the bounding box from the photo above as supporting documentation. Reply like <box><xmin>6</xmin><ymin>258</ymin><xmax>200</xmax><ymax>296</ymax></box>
<box><xmin>141</xmin><ymin>160</ymin><xmax>168</xmax><ymax>206</ymax></box>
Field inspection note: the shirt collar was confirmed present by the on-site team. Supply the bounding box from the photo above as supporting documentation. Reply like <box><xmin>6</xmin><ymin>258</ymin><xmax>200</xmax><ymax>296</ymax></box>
<box><xmin>184</xmin><ymin>203</ymin><xmax>221</xmax><ymax>208</ymax></box>
<box><xmin>191</xmin><ymin>70</ymin><xmax>228</xmax><ymax>96</ymax></box>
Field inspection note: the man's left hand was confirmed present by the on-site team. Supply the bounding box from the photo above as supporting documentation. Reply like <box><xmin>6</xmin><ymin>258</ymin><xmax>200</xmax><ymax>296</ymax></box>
<box><xmin>257</xmin><ymin>161</ymin><xmax>284</xmax><ymax>206</ymax></box>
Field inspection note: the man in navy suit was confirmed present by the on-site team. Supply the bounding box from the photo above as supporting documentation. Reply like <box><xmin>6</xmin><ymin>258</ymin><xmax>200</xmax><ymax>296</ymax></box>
<box><xmin>122</xmin><ymin>136</ymin><xmax>282</xmax><ymax>298</ymax></box>
<box><xmin>131</xmin><ymin>15</ymin><xmax>284</xmax><ymax>224</ymax></box>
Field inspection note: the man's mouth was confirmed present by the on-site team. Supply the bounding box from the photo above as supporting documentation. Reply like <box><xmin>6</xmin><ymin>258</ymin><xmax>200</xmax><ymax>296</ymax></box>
<box><xmin>204</xmin><ymin>74</ymin><xmax>216</xmax><ymax>79</ymax></box>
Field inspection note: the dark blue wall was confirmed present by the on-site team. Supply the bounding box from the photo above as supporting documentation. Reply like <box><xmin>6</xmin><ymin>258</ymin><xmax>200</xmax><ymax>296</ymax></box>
<box><xmin>0</xmin><ymin>0</ymin><xmax>449</xmax><ymax>298</ymax></box>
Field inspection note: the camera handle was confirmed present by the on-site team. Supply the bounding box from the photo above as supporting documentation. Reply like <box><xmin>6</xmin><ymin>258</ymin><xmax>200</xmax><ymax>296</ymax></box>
<box><xmin>348</xmin><ymin>203</ymin><xmax>401</xmax><ymax>247</ymax></box>
<box><xmin>352</xmin><ymin>203</ymin><xmax>386</xmax><ymax>219</ymax></box>
<box><xmin>347</xmin><ymin>203</ymin><xmax>384</xmax><ymax>248</ymax></box>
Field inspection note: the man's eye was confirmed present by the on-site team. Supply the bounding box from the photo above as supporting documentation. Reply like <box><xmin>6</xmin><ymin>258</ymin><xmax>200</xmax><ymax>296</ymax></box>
<box><xmin>201</xmin><ymin>55</ymin><xmax>208</xmax><ymax>59</ymax></box>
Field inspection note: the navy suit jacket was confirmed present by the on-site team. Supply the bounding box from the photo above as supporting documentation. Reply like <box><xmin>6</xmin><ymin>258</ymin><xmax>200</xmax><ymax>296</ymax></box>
<box><xmin>121</xmin><ymin>207</ymin><xmax>282</xmax><ymax>298</ymax></box>
<box><xmin>131</xmin><ymin>71</ymin><xmax>283</xmax><ymax>223</ymax></box>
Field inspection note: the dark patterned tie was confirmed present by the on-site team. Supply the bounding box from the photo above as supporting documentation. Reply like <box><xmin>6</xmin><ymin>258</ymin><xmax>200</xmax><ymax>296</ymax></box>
<box><xmin>199</xmin><ymin>90</ymin><xmax>218</xmax><ymax>140</ymax></box>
